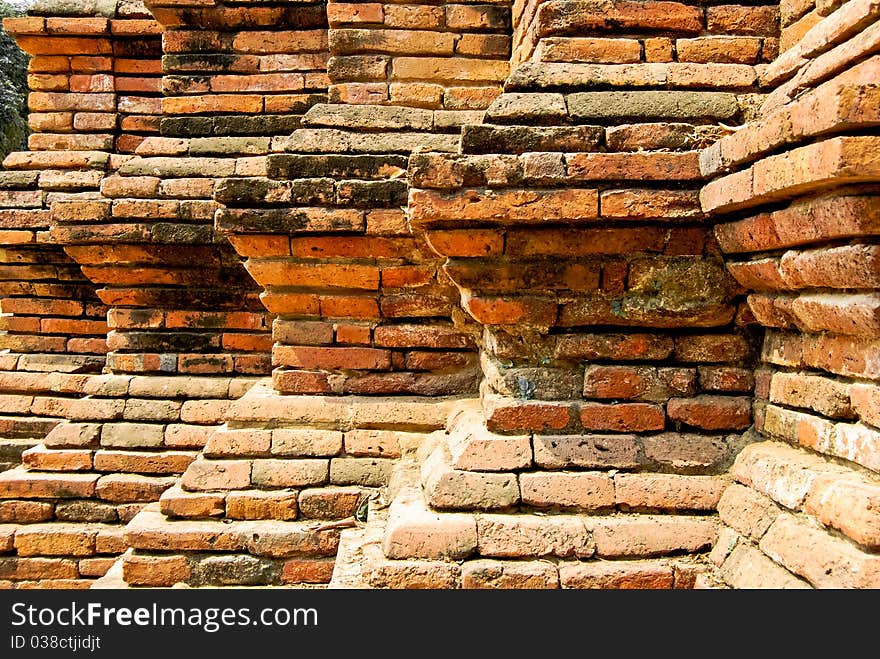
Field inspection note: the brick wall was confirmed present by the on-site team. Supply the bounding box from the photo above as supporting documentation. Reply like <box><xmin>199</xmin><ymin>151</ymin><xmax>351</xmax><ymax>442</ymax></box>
<box><xmin>0</xmin><ymin>0</ymin><xmax>877</xmax><ymax>589</ymax></box>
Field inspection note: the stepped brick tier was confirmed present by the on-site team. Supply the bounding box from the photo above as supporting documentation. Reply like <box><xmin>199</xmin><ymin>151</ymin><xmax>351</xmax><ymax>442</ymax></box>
<box><xmin>0</xmin><ymin>0</ymin><xmax>877</xmax><ymax>590</ymax></box>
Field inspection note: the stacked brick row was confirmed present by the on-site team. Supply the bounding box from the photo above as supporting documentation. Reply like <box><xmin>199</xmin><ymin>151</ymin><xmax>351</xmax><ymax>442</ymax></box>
<box><xmin>701</xmin><ymin>0</ymin><xmax>880</xmax><ymax>588</ymax></box>
<box><xmin>511</xmin><ymin>0</ymin><xmax>780</xmax><ymax>68</ymax></box>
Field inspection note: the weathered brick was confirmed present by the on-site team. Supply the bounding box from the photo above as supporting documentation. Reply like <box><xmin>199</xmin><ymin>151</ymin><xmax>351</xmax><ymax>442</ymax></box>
<box><xmin>560</xmin><ymin>559</ymin><xmax>676</xmax><ymax>589</ymax></box>
<box><xmin>769</xmin><ymin>372</ymin><xmax>853</xmax><ymax>419</ymax></box>
<box><xmin>579</xmin><ymin>402</ymin><xmax>666</xmax><ymax>432</ymax></box>
<box><xmin>760</xmin><ymin>513</ymin><xmax>880</xmax><ymax>588</ymax></box>
<box><xmin>667</xmin><ymin>396</ymin><xmax>752</xmax><ymax>431</ymax></box>
<box><xmin>476</xmin><ymin>514</ymin><xmax>593</xmax><ymax>559</ymax></box>
<box><xmin>520</xmin><ymin>471</ymin><xmax>614</xmax><ymax>510</ymax></box>
<box><xmin>462</xmin><ymin>559</ymin><xmax>559</xmax><ymax>589</ymax></box>
<box><xmin>251</xmin><ymin>459</ymin><xmax>328</xmax><ymax>488</ymax></box>
<box><xmin>123</xmin><ymin>553</ymin><xmax>190</xmax><ymax>587</ymax></box>
<box><xmin>180</xmin><ymin>459</ymin><xmax>252</xmax><ymax>491</ymax></box>
<box><xmin>589</xmin><ymin>515</ymin><xmax>717</xmax><ymax>558</ymax></box>
<box><xmin>226</xmin><ymin>490</ymin><xmax>299</xmax><ymax>521</ymax></box>
<box><xmin>533</xmin><ymin>434</ymin><xmax>640</xmax><ymax>469</ymax></box>
<box><xmin>720</xmin><ymin>542</ymin><xmax>811</xmax><ymax>589</ymax></box>
<box><xmin>96</xmin><ymin>474</ymin><xmax>176</xmax><ymax>503</ymax></box>
<box><xmin>159</xmin><ymin>486</ymin><xmax>224</xmax><ymax>519</ymax></box>
<box><xmin>329</xmin><ymin>457</ymin><xmax>392</xmax><ymax>486</ymax></box>
<box><xmin>14</xmin><ymin>524</ymin><xmax>97</xmax><ymax>557</ymax></box>
<box><xmin>805</xmin><ymin>474</ymin><xmax>880</xmax><ymax>549</ymax></box>
<box><xmin>383</xmin><ymin>494</ymin><xmax>476</xmax><ymax>560</ymax></box>
<box><xmin>584</xmin><ymin>366</ymin><xmax>695</xmax><ymax>402</ymax></box>
<box><xmin>615</xmin><ymin>474</ymin><xmax>726</xmax><ymax>511</ymax></box>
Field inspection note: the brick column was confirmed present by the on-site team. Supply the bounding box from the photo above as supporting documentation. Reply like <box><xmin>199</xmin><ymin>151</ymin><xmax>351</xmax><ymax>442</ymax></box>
<box><xmin>115</xmin><ymin>0</ymin><xmax>513</xmax><ymax>588</ymax></box>
<box><xmin>702</xmin><ymin>0</ymin><xmax>880</xmax><ymax>588</ymax></box>
<box><xmin>216</xmin><ymin>0</ymin><xmax>516</xmax><ymax>397</ymax></box>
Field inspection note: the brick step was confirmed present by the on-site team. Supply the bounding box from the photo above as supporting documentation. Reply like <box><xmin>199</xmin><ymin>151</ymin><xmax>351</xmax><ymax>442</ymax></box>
<box><xmin>701</xmin><ymin>135</ymin><xmax>880</xmax><ymax>215</ymax></box>
<box><xmin>504</xmin><ymin>63</ymin><xmax>756</xmax><ymax>94</ymax></box>
<box><xmin>0</xmin><ymin>551</ymin><xmax>119</xmax><ymax>588</ymax></box>
<box><xmin>159</xmin><ymin>483</ymin><xmax>369</xmax><ymax>522</ymax></box>
<box><xmin>119</xmin><ymin>503</ymin><xmax>343</xmax><ymax>587</ymax></box>
<box><xmin>722</xmin><ymin>441</ymin><xmax>880</xmax><ymax>554</ymax></box>
<box><xmin>702</xmin><ymin>67</ymin><xmax>880</xmax><ymax>177</ymax></box>
<box><xmin>223</xmin><ymin>379</ymin><xmax>466</xmax><ymax>432</ymax></box>
<box><xmin>357</xmin><ymin>493</ymin><xmax>713</xmax><ymax>589</ymax></box>
<box><xmin>421</xmin><ymin>421</ymin><xmax>730</xmax><ymax>513</ymax></box>
<box><xmin>273</xmin><ymin>126</ymin><xmax>460</xmax><ymax>156</ymax></box>
<box><xmin>484</xmin><ymin>89</ymin><xmax>740</xmax><ymax>127</ymax></box>
<box><xmin>343</xmin><ymin>445</ymin><xmax>724</xmax><ymax>586</ymax></box>
<box><xmin>2</xmin><ymin>521</ymin><xmax>126</xmax><ymax>565</ymax></box>
<box><xmin>44</xmin><ymin>421</ymin><xmax>216</xmax><ymax>452</ymax></box>
<box><xmin>0</xmin><ymin>467</ymin><xmax>176</xmax><ymax>504</ymax></box>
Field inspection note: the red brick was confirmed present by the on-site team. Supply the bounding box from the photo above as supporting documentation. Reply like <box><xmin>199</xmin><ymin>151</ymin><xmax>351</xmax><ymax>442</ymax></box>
<box><xmin>668</xmin><ymin>396</ymin><xmax>752</xmax><ymax>430</ymax></box>
<box><xmin>462</xmin><ymin>559</ymin><xmax>559</xmax><ymax>589</ymax></box>
<box><xmin>560</xmin><ymin>560</ymin><xmax>675</xmax><ymax>589</ymax></box>
<box><xmin>569</xmin><ymin>153</ymin><xmax>702</xmax><ymax>181</ymax></box>
<box><xmin>226</xmin><ymin>490</ymin><xmax>298</xmax><ymax>521</ymax></box>
<box><xmin>22</xmin><ymin>446</ymin><xmax>92</xmax><ymax>471</ymax></box>
<box><xmin>805</xmin><ymin>474</ymin><xmax>880</xmax><ymax>549</ymax></box>
<box><xmin>0</xmin><ymin>557</ymin><xmax>79</xmax><ymax>580</ymax></box>
<box><xmin>425</xmin><ymin>229</ymin><xmax>505</xmax><ymax>257</ymax></box>
<box><xmin>281</xmin><ymin>558</ymin><xmax>335</xmax><ymax>584</ymax></box>
<box><xmin>760</xmin><ymin>514</ymin><xmax>880</xmax><ymax>588</ymax></box>
<box><xmin>539</xmin><ymin>1</ymin><xmax>704</xmax><ymax>35</ymax></box>
<box><xmin>706</xmin><ymin>5</ymin><xmax>779</xmax><ymax>36</ymax></box>
<box><xmin>589</xmin><ymin>516</ymin><xmax>716</xmax><ymax>558</ymax></box>
<box><xmin>644</xmin><ymin>37</ymin><xmax>674</xmax><ymax>62</ymax></box>
<box><xmin>520</xmin><ymin>472</ymin><xmax>614</xmax><ymax>509</ymax></box>
<box><xmin>578</xmin><ymin>402</ymin><xmax>666</xmax><ymax>432</ymax></box>
<box><xmin>780</xmin><ymin>244</ymin><xmax>880</xmax><ymax>290</ymax></box>
<box><xmin>464</xmin><ymin>296</ymin><xmax>558</xmax><ymax>327</ymax></box>
<box><xmin>14</xmin><ymin>525</ymin><xmax>97</xmax><ymax>557</ymax></box>
<box><xmin>251</xmin><ymin>459</ymin><xmax>328</xmax><ymax>488</ymax></box>
<box><xmin>538</xmin><ymin>37</ymin><xmax>641</xmax><ymax>63</ymax></box>
<box><xmin>0</xmin><ymin>501</ymin><xmax>54</xmax><ymax>523</ymax></box>
<box><xmin>180</xmin><ymin>459</ymin><xmax>251</xmax><ymax>491</ymax></box>
<box><xmin>273</xmin><ymin>346</ymin><xmax>391</xmax><ymax>370</ymax></box>
<box><xmin>851</xmin><ymin>384</ymin><xmax>880</xmax><ymax>428</ymax></box>
<box><xmin>484</xmin><ymin>397</ymin><xmax>573</xmax><ymax>433</ymax></box>
<box><xmin>409</xmin><ymin>188</ymin><xmax>598</xmax><ymax>224</ymax></box>
<box><xmin>583</xmin><ymin>366</ymin><xmax>695</xmax><ymax>401</ymax></box>
<box><xmin>123</xmin><ymin>553</ymin><xmax>190</xmax><ymax>587</ymax></box>
<box><xmin>677</xmin><ymin>36</ymin><xmax>763</xmax><ymax>64</ymax></box>
<box><xmin>248</xmin><ymin>261</ymin><xmax>379</xmax><ymax>290</ymax></box>
<box><xmin>505</xmin><ymin>227</ymin><xmax>667</xmax><ymax>257</ymax></box>
<box><xmin>698</xmin><ymin>366</ymin><xmax>755</xmax><ymax>392</ymax></box>
<box><xmin>674</xmin><ymin>334</ymin><xmax>751</xmax><ymax>363</ymax></box>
